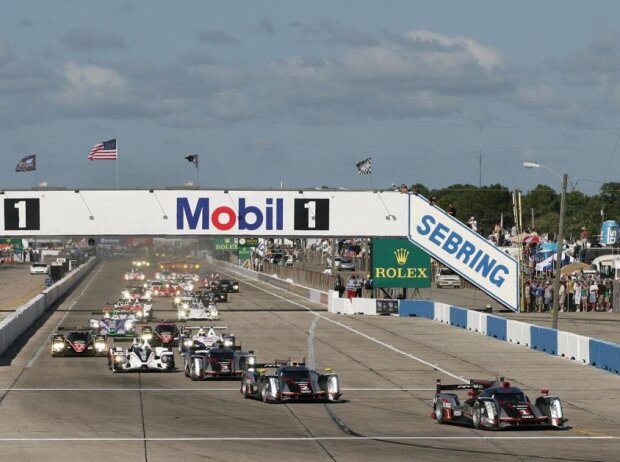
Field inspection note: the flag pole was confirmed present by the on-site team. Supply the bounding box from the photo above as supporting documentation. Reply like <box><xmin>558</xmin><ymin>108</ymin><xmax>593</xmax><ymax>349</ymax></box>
<box><xmin>115</xmin><ymin>139</ymin><xmax>119</xmax><ymax>188</ymax></box>
<box><xmin>196</xmin><ymin>154</ymin><xmax>199</xmax><ymax>187</ymax></box>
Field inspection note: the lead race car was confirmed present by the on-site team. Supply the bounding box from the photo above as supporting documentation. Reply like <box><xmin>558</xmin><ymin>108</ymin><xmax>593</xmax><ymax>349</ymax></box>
<box><xmin>240</xmin><ymin>359</ymin><xmax>341</xmax><ymax>403</ymax></box>
<box><xmin>108</xmin><ymin>334</ymin><xmax>175</xmax><ymax>372</ymax></box>
<box><xmin>51</xmin><ymin>327</ymin><xmax>107</xmax><ymax>357</ymax></box>
<box><xmin>182</xmin><ymin>336</ymin><xmax>254</xmax><ymax>380</ymax></box>
<box><xmin>90</xmin><ymin>309</ymin><xmax>137</xmax><ymax>337</ymax></box>
<box><xmin>431</xmin><ymin>378</ymin><xmax>568</xmax><ymax>430</ymax></box>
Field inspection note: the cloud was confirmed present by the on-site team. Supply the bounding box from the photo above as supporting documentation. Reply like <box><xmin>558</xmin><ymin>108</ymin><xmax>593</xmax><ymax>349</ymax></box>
<box><xmin>0</xmin><ymin>40</ymin><xmax>14</xmax><ymax>66</ymax></box>
<box><xmin>197</xmin><ymin>30</ymin><xmax>238</xmax><ymax>44</ymax></box>
<box><xmin>257</xmin><ymin>17</ymin><xmax>275</xmax><ymax>34</ymax></box>
<box><xmin>60</xmin><ymin>29</ymin><xmax>126</xmax><ymax>52</ymax></box>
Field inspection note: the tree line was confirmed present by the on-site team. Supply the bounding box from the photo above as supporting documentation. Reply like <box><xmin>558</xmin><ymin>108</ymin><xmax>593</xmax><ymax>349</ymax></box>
<box><xmin>409</xmin><ymin>182</ymin><xmax>620</xmax><ymax>241</ymax></box>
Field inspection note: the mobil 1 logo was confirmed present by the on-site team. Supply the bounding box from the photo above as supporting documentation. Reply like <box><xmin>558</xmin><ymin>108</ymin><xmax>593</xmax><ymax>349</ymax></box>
<box><xmin>294</xmin><ymin>199</ymin><xmax>329</xmax><ymax>230</ymax></box>
<box><xmin>4</xmin><ymin>199</ymin><xmax>40</xmax><ymax>231</ymax></box>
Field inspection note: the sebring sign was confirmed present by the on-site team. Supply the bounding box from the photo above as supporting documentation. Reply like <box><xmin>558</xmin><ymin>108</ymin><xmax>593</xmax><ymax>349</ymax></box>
<box><xmin>371</xmin><ymin>238</ymin><xmax>431</xmax><ymax>289</ymax></box>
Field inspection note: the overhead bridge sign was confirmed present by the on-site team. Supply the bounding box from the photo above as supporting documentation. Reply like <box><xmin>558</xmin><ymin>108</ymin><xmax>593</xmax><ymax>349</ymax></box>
<box><xmin>408</xmin><ymin>194</ymin><xmax>519</xmax><ymax>311</ymax></box>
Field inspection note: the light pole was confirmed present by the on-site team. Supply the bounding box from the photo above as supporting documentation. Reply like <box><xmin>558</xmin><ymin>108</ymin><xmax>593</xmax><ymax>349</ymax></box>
<box><xmin>523</xmin><ymin>162</ymin><xmax>567</xmax><ymax>329</ymax></box>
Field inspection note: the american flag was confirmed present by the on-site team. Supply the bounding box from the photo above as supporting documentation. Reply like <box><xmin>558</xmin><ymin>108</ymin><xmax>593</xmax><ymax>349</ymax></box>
<box><xmin>88</xmin><ymin>139</ymin><xmax>117</xmax><ymax>160</ymax></box>
<box><xmin>356</xmin><ymin>157</ymin><xmax>372</xmax><ymax>175</ymax></box>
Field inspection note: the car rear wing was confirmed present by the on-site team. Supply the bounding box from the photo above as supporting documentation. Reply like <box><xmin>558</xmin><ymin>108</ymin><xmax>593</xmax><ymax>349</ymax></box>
<box><xmin>57</xmin><ymin>326</ymin><xmax>93</xmax><ymax>332</ymax></box>
<box><xmin>255</xmin><ymin>358</ymin><xmax>306</xmax><ymax>369</ymax></box>
<box><xmin>182</xmin><ymin>325</ymin><xmax>227</xmax><ymax>331</ymax></box>
<box><xmin>435</xmin><ymin>378</ymin><xmax>499</xmax><ymax>393</ymax></box>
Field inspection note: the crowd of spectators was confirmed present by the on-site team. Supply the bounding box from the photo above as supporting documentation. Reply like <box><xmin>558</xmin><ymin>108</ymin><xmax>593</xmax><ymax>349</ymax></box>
<box><xmin>524</xmin><ymin>273</ymin><xmax>613</xmax><ymax>312</ymax></box>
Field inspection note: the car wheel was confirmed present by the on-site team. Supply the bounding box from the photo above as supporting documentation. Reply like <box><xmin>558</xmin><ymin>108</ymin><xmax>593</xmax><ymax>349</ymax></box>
<box><xmin>261</xmin><ymin>385</ymin><xmax>270</xmax><ymax>403</ymax></box>
<box><xmin>241</xmin><ymin>378</ymin><xmax>251</xmax><ymax>399</ymax></box>
<box><xmin>434</xmin><ymin>400</ymin><xmax>444</xmax><ymax>424</ymax></box>
<box><xmin>472</xmin><ymin>402</ymin><xmax>482</xmax><ymax>429</ymax></box>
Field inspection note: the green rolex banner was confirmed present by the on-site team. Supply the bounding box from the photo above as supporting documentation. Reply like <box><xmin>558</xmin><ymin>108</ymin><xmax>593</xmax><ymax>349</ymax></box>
<box><xmin>371</xmin><ymin>238</ymin><xmax>431</xmax><ymax>288</ymax></box>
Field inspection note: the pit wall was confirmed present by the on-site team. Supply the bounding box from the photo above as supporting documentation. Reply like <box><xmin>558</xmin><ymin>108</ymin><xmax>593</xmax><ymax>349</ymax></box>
<box><xmin>0</xmin><ymin>258</ymin><xmax>98</xmax><ymax>355</ymax></box>
<box><xmin>399</xmin><ymin>300</ymin><xmax>620</xmax><ymax>376</ymax></box>
<box><xmin>210</xmin><ymin>257</ymin><xmax>620</xmax><ymax>376</ymax></box>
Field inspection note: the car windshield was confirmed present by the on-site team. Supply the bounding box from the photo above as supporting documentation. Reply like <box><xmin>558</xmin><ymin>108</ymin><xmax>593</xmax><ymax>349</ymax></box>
<box><xmin>32</xmin><ymin>263</ymin><xmax>47</xmax><ymax>268</ymax></box>
<box><xmin>67</xmin><ymin>332</ymin><xmax>91</xmax><ymax>342</ymax></box>
<box><xmin>209</xmin><ymin>351</ymin><xmax>235</xmax><ymax>361</ymax></box>
<box><xmin>154</xmin><ymin>324</ymin><xmax>177</xmax><ymax>335</ymax></box>
<box><xmin>280</xmin><ymin>369</ymin><xmax>312</xmax><ymax>381</ymax></box>
<box><xmin>482</xmin><ymin>389</ymin><xmax>526</xmax><ymax>403</ymax></box>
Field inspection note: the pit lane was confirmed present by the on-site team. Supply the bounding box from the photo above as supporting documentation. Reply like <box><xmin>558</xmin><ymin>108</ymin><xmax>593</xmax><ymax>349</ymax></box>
<box><xmin>0</xmin><ymin>258</ymin><xmax>617</xmax><ymax>462</ymax></box>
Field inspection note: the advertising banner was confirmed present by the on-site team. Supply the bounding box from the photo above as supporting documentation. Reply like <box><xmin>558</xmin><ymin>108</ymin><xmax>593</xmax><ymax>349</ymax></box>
<box><xmin>407</xmin><ymin>193</ymin><xmax>519</xmax><ymax>311</ymax></box>
<box><xmin>371</xmin><ymin>238</ymin><xmax>431</xmax><ymax>288</ymax></box>
<box><xmin>214</xmin><ymin>238</ymin><xmax>237</xmax><ymax>251</ymax></box>
<box><xmin>0</xmin><ymin>190</ymin><xmax>407</xmax><ymax>237</ymax></box>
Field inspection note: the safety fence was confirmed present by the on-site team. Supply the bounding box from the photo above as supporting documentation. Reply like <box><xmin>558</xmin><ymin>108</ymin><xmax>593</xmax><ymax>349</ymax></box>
<box><xmin>0</xmin><ymin>257</ymin><xmax>98</xmax><ymax>355</ymax></box>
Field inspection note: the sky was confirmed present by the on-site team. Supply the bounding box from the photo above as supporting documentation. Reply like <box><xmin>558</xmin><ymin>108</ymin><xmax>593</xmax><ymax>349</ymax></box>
<box><xmin>2</xmin><ymin>0</ymin><xmax>620</xmax><ymax>195</ymax></box>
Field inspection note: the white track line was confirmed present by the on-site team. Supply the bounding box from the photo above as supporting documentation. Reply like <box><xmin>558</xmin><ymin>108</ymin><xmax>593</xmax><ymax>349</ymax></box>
<box><xmin>0</xmin><ymin>436</ymin><xmax>611</xmax><ymax>442</ymax></box>
<box><xmin>0</xmin><ymin>387</ymin><xmax>435</xmax><ymax>392</ymax></box>
<box><xmin>239</xmin><ymin>277</ymin><xmax>467</xmax><ymax>383</ymax></box>
<box><xmin>26</xmin><ymin>264</ymin><xmax>105</xmax><ymax>369</ymax></box>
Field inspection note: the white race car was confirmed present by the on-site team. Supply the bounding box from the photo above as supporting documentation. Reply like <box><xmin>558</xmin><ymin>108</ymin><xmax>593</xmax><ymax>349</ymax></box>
<box><xmin>177</xmin><ymin>297</ymin><xmax>218</xmax><ymax>321</ymax></box>
<box><xmin>179</xmin><ymin>326</ymin><xmax>235</xmax><ymax>353</ymax></box>
<box><xmin>107</xmin><ymin>335</ymin><xmax>175</xmax><ymax>372</ymax></box>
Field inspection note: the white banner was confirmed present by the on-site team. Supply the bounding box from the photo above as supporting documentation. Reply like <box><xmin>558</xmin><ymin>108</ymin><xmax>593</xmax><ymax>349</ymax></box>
<box><xmin>407</xmin><ymin>194</ymin><xmax>519</xmax><ymax>311</ymax></box>
<box><xmin>0</xmin><ymin>189</ymin><xmax>407</xmax><ymax>237</ymax></box>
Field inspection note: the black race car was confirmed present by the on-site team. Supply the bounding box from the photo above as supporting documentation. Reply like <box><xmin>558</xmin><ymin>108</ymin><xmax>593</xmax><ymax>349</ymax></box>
<box><xmin>432</xmin><ymin>378</ymin><xmax>568</xmax><ymax>430</ymax></box>
<box><xmin>241</xmin><ymin>359</ymin><xmax>341</xmax><ymax>403</ymax></box>
<box><xmin>51</xmin><ymin>328</ymin><xmax>107</xmax><ymax>357</ymax></box>
<box><xmin>146</xmin><ymin>321</ymin><xmax>181</xmax><ymax>347</ymax></box>
<box><xmin>183</xmin><ymin>341</ymin><xmax>255</xmax><ymax>380</ymax></box>
<box><xmin>197</xmin><ymin>287</ymin><xmax>228</xmax><ymax>303</ymax></box>
<box><xmin>218</xmin><ymin>279</ymin><xmax>239</xmax><ymax>293</ymax></box>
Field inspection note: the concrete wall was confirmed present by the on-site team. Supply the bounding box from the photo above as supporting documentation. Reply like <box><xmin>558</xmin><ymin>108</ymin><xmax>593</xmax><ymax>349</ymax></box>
<box><xmin>0</xmin><ymin>258</ymin><xmax>98</xmax><ymax>355</ymax></box>
<box><xmin>399</xmin><ymin>299</ymin><xmax>620</xmax><ymax>376</ymax></box>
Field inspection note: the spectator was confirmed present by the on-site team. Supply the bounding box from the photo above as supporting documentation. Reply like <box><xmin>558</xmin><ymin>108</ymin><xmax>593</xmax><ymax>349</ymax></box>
<box><xmin>559</xmin><ymin>282</ymin><xmax>566</xmax><ymax>312</ymax></box>
<box><xmin>543</xmin><ymin>283</ymin><xmax>553</xmax><ymax>312</ymax></box>
<box><xmin>334</xmin><ymin>276</ymin><xmax>345</xmax><ymax>298</ymax></box>
<box><xmin>524</xmin><ymin>281</ymin><xmax>531</xmax><ymax>312</ymax></box>
<box><xmin>345</xmin><ymin>275</ymin><xmax>358</xmax><ymax>299</ymax></box>
<box><xmin>589</xmin><ymin>280</ymin><xmax>599</xmax><ymax>312</ymax></box>
<box><xmin>580</xmin><ymin>226</ymin><xmax>589</xmax><ymax>249</ymax></box>
<box><xmin>580</xmin><ymin>282</ymin><xmax>589</xmax><ymax>312</ymax></box>
<box><xmin>535</xmin><ymin>283</ymin><xmax>544</xmax><ymax>312</ymax></box>
<box><xmin>574</xmin><ymin>281</ymin><xmax>582</xmax><ymax>312</ymax></box>
<box><xmin>447</xmin><ymin>203</ymin><xmax>456</xmax><ymax>217</ymax></box>
<box><xmin>467</xmin><ymin>217</ymin><xmax>477</xmax><ymax>232</ymax></box>
<box><xmin>567</xmin><ymin>276</ymin><xmax>575</xmax><ymax>311</ymax></box>
<box><xmin>355</xmin><ymin>275</ymin><xmax>363</xmax><ymax>297</ymax></box>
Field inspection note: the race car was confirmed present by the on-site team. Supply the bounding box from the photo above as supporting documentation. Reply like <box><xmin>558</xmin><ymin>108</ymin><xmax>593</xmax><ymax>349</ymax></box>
<box><xmin>111</xmin><ymin>299</ymin><xmax>152</xmax><ymax>321</ymax></box>
<box><xmin>90</xmin><ymin>311</ymin><xmax>137</xmax><ymax>337</ymax></box>
<box><xmin>177</xmin><ymin>296</ymin><xmax>218</xmax><ymax>321</ymax></box>
<box><xmin>121</xmin><ymin>285</ymin><xmax>152</xmax><ymax>302</ymax></box>
<box><xmin>218</xmin><ymin>279</ymin><xmax>239</xmax><ymax>293</ymax></box>
<box><xmin>150</xmin><ymin>281</ymin><xmax>181</xmax><ymax>297</ymax></box>
<box><xmin>241</xmin><ymin>359</ymin><xmax>341</xmax><ymax>403</ymax></box>
<box><xmin>179</xmin><ymin>325</ymin><xmax>235</xmax><ymax>353</ymax></box>
<box><xmin>51</xmin><ymin>327</ymin><xmax>107</xmax><ymax>357</ymax></box>
<box><xmin>431</xmin><ymin>378</ymin><xmax>567</xmax><ymax>430</ymax></box>
<box><xmin>132</xmin><ymin>260</ymin><xmax>150</xmax><ymax>268</ymax></box>
<box><xmin>124</xmin><ymin>269</ymin><xmax>145</xmax><ymax>281</ymax></box>
<box><xmin>183</xmin><ymin>342</ymin><xmax>255</xmax><ymax>380</ymax></box>
<box><xmin>196</xmin><ymin>287</ymin><xmax>228</xmax><ymax>303</ymax></box>
<box><xmin>107</xmin><ymin>335</ymin><xmax>175</xmax><ymax>372</ymax></box>
<box><xmin>148</xmin><ymin>321</ymin><xmax>181</xmax><ymax>347</ymax></box>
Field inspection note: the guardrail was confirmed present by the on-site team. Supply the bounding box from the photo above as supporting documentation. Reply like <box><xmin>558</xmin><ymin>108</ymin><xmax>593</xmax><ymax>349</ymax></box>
<box><xmin>0</xmin><ymin>257</ymin><xmax>98</xmax><ymax>355</ymax></box>
<box><xmin>399</xmin><ymin>300</ymin><xmax>620</xmax><ymax>376</ymax></box>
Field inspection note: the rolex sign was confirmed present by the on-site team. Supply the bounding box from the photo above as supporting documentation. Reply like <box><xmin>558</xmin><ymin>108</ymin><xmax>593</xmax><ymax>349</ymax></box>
<box><xmin>371</xmin><ymin>238</ymin><xmax>431</xmax><ymax>289</ymax></box>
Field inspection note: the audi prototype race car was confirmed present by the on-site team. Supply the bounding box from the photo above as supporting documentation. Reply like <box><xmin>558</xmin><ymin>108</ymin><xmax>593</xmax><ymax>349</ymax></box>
<box><xmin>51</xmin><ymin>327</ymin><xmax>107</xmax><ymax>357</ymax></box>
<box><xmin>431</xmin><ymin>378</ymin><xmax>568</xmax><ymax>430</ymax></box>
<box><xmin>183</xmin><ymin>342</ymin><xmax>254</xmax><ymax>380</ymax></box>
<box><xmin>196</xmin><ymin>287</ymin><xmax>228</xmax><ymax>303</ymax></box>
<box><xmin>179</xmin><ymin>325</ymin><xmax>235</xmax><ymax>353</ymax></box>
<box><xmin>108</xmin><ymin>335</ymin><xmax>175</xmax><ymax>372</ymax></box>
<box><xmin>177</xmin><ymin>297</ymin><xmax>218</xmax><ymax>321</ymax></box>
<box><xmin>241</xmin><ymin>359</ymin><xmax>341</xmax><ymax>403</ymax></box>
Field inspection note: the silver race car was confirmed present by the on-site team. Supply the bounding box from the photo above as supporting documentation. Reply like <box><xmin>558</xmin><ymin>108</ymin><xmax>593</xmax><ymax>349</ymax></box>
<box><xmin>177</xmin><ymin>296</ymin><xmax>218</xmax><ymax>321</ymax></box>
<box><xmin>178</xmin><ymin>325</ymin><xmax>235</xmax><ymax>353</ymax></box>
<box><xmin>107</xmin><ymin>335</ymin><xmax>175</xmax><ymax>372</ymax></box>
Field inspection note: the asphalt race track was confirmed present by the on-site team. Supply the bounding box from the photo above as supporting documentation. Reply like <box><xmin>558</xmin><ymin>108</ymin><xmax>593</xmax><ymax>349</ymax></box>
<box><xmin>0</xmin><ymin>258</ymin><xmax>618</xmax><ymax>462</ymax></box>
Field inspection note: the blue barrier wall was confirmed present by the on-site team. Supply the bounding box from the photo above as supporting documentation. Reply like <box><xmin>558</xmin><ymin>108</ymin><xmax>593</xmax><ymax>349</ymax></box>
<box><xmin>590</xmin><ymin>340</ymin><xmax>620</xmax><ymax>374</ymax></box>
<box><xmin>396</xmin><ymin>299</ymin><xmax>619</xmax><ymax>376</ymax></box>
<box><xmin>486</xmin><ymin>316</ymin><xmax>507</xmax><ymax>340</ymax></box>
<box><xmin>531</xmin><ymin>326</ymin><xmax>557</xmax><ymax>355</ymax></box>
<box><xmin>450</xmin><ymin>306</ymin><xmax>468</xmax><ymax>328</ymax></box>
<box><xmin>399</xmin><ymin>300</ymin><xmax>434</xmax><ymax>318</ymax></box>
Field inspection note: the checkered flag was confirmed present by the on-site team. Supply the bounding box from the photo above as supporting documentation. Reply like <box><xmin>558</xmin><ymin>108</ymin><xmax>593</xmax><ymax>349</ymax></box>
<box><xmin>356</xmin><ymin>157</ymin><xmax>372</xmax><ymax>175</ymax></box>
